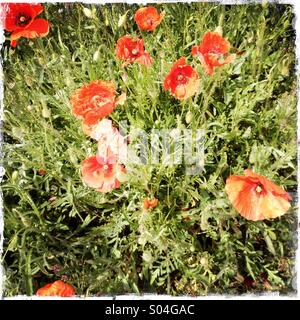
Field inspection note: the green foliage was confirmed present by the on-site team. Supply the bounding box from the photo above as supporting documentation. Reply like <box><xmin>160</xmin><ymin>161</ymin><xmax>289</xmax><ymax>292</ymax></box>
<box><xmin>1</xmin><ymin>3</ymin><xmax>297</xmax><ymax>296</ymax></box>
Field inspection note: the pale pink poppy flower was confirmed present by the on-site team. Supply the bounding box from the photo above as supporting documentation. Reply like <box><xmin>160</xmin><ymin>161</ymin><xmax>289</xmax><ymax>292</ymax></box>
<box><xmin>81</xmin><ymin>156</ymin><xmax>126</xmax><ymax>193</ymax></box>
<box><xmin>88</xmin><ymin>119</ymin><xmax>128</xmax><ymax>164</ymax></box>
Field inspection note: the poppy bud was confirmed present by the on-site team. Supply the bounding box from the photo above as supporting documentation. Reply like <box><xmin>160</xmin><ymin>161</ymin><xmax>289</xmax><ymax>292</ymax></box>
<box><xmin>121</xmin><ymin>73</ymin><xmax>129</xmax><ymax>83</ymax></box>
<box><xmin>242</xmin><ymin>126</ymin><xmax>251</xmax><ymax>139</ymax></box>
<box><xmin>93</xmin><ymin>49</ymin><xmax>100</xmax><ymax>61</ymax></box>
<box><xmin>105</xmin><ymin>15</ymin><xmax>109</xmax><ymax>26</ymax></box>
<box><xmin>200</xmin><ymin>257</ymin><xmax>208</xmax><ymax>268</ymax></box>
<box><xmin>83</xmin><ymin>7</ymin><xmax>93</xmax><ymax>18</ymax></box>
<box><xmin>42</xmin><ymin>106</ymin><xmax>51</xmax><ymax>118</ymax></box>
<box><xmin>65</xmin><ymin>74</ymin><xmax>73</xmax><ymax>87</ymax></box>
<box><xmin>12</xmin><ymin>126</ymin><xmax>23</xmax><ymax>139</ymax></box>
<box><xmin>279</xmin><ymin>57</ymin><xmax>290</xmax><ymax>76</ymax></box>
<box><xmin>262</xmin><ymin>0</ymin><xmax>268</xmax><ymax>9</ymax></box>
<box><xmin>24</xmin><ymin>76</ymin><xmax>33</xmax><ymax>87</ymax></box>
<box><xmin>118</xmin><ymin>10</ymin><xmax>129</xmax><ymax>28</ymax></box>
<box><xmin>38</xmin><ymin>56</ymin><xmax>45</xmax><ymax>65</ymax></box>
<box><xmin>142</xmin><ymin>251</ymin><xmax>153</xmax><ymax>263</ymax></box>
<box><xmin>186</xmin><ymin>34</ymin><xmax>192</xmax><ymax>43</ymax></box>
<box><xmin>185</xmin><ymin>110</ymin><xmax>193</xmax><ymax>124</ymax></box>
<box><xmin>68</xmin><ymin>149</ymin><xmax>78</xmax><ymax>165</ymax></box>
<box><xmin>12</xmin><ymin>171</ymin><xmax>18</xmax><ymax>183</ymax></box>
<box><xmin>159</xmin><ymin>51</ymin><xmax>165</xmax><ymax>59</ymax></box>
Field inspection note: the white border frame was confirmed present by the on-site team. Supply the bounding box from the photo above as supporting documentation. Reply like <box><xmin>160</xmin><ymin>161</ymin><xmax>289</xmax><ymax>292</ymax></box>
<box><xmin>0</xmin><ymin>0</ymin><xmax>299</xmax><ymax>300</ymax></box>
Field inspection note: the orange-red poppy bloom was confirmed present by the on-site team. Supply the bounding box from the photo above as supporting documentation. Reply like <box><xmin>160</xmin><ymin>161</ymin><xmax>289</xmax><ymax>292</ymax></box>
<box><xmin>81</xmin><ymin>156</ymin><xmax>126</xmax><ymax>193</ymax></box>
<box><xmin>115</xmin><ymin>35</ymin><xmax>153</xmax><ymax>67</ymax></box>
<box><xmin>70</xmin><ymin>80</ymin><xmax>124</xmax><ymax>126</ymax></box>
<box><xmin>1</xmin><ymin>3</ymin><xmax>49</xmax><ymax>47</ymax></box>
<box><xmin>143</xmin><ymin>197</ymin><xmax>158</xmax><ymax>210</ymax></box>
<box><xmin>163</xmin><ymin>57</ymin><xmax>200</xmax><ymax>100</ymax></box>
<box><xmin>192</xmin><ymin>32</ymin><xmax>236</xmax><ymax>75</ymax></box>
<box><xmin>225</xmin><ymin>169</ymin><xmax>292</xmax><ymax>221</ymax></box>
<box><xmin>36</xmin><ymin>280</ymin><xmax>75</xmax><ymax>297</ymax></box>
<box><xmin>134</xmin><ymin>6</ymin><xmax>165</xmax><ymax>31</ymax></box>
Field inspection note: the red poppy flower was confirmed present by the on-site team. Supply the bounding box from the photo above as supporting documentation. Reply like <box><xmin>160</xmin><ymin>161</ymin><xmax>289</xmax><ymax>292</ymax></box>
<box><xmin>134</xmin><ymin>6</ymin><xmax>165</xmax><ymax>31</ymax></box>
<box><xmin>70</xmin><ymin>80</ymin><xmax>125</xmax><ymax>126</ymax></box>
<box><xmin>192</xmin><ymin>32</ymin><xmax>236</xmax><ymax>75</ymax></box>
<box><xmin>163</xmin><ymin>57</ymin><xmax>200</xmax><ymax>100</ymax></box>
<box><xmin>81</xmin><ymin>156</ymin><xmax>126</xmax><ymax>193</ymax></box>
<box><xmin>36</xmin><ymin>280</ymin><xmax>75</xmax><ymax>297</ymax></box>
<box><xmin>143</xmin><ymin>197</ymin><xmax>158</xmax><ymax>210</ymax></box>
<box><xmin>115</xmin><ymin>35</ymin><xmax>153</xmax><ymax>67</ymax></box>
<box><xmin>225</xmin><ymin>169</ymin><xmax>292</xmax><ymax>221</ymax></box>
<box><xmin>1</xmin><ymin>3</ymin><xmax>49</xmax><ymax>47</ymax></box>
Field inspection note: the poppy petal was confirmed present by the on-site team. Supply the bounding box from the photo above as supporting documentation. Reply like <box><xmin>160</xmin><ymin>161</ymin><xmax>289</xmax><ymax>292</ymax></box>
<box><xmin>31</xmin><ymin>3</ymin><xmax>44</xmax><ymax>17</ymax></box>
<box><xmin>135</xmin><ymin>51</ymin><xmax>153</xmax><ymax>66</ymax></box>
<box><xmin>222</xmin><ymin>53</ymin><xmax>236</xmax><ymax>65</ymax></box>
<box><xmin>245</xmin><ymin>169</ymin><xmax>292</xmax><ymax>201</ymax></box>
<box><xmin>10</xmin><ymin>18</ymin><xmax>49</xmax><ymax>41</ymax></box>
<box><xmin>143</xmin><ymin>197</ymin><xmax>158</xmax><ymax>209</ymax></box>
<box><xmin>198</xmin><ymin>54</ymin><xmax>214</xmax><ymax>76</ymax></box>
<box><xmin>115</xmin><ymin>92</ymin><xmax>127</xmax><ymax>106</ymax></box>
<box><xmin>81</xmin><ymin>156</ymin><xmax>125</xmax><ymax>193</ymax></box>
<box><xmin>234</xmin><ymin>183</ymin><xmax>265</xmax><ymax>221</ymax></box>
<box><xmin>226</xmin><ymin>170</ymin><xmax>292</xmax><ymax>221</ymax></box>
<box><xmin>191</xmin><ymin>46</ymin><xmax>200</xmax><ymax>56</ymax></box>
<box><xmin>172</xmin><ymin>57</ymin><xmax>186</xmax><ymax>70</ymax></box>
<box><xmin>260</xmin><ymin>191</ymin><xmax>291</xmax><ymax>219</ymax></box>
<box><xmin>10</xmin><ymin>40</ymin><xmax>17</xmax><ymax>47</ymax></box>
<box><xmin>36</xmin><ymin>280</ymin><xmax>75</xmax><ymax>297</ymax></box>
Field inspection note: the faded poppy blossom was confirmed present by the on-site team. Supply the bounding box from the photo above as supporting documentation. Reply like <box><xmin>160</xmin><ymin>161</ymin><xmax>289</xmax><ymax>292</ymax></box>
<box><xmin>81</xmin><ymin>156</ymin><xmax>126</xmax><ymax>193</ymax></box>
<box><xmin>192</xmin><ymin>31</ymin><xmax>236</xmax><ymax>75</ymax></box>
<box><xmin>93</xmin><ymin>119</ymin><xmax>127</xmax><ymax>164</ymax></box>
<box><xmin>0</xmin><ymin>3</ymin><xmax>49</xmax><ymax>47</ymax></box>
<box><xmin>36</xmin><ymin>280</ymin><xmax>75</xmax><ymax>297</ymax></box>
<box><xmin>82</xmin><ymin>119</ymin><xmax>128</xmax><ymax>164</ymax></box>
<box><xmin>143</xmin><ymin>197</ymin><xmax>158</xmax><ymax>210</ymax></box>
<box><xmin>225</xmin><ymin>169</ymin><xmax>292</xmax><ymax>221</ymax></box>
<box><xmin>115</xmin><ymin>35</ymin><xmax>153</xmax><ymax>67</ymax></box>
<box><xmin>163</xmin><ymin>57</ymin><xmax>200</xmax><ymax>100</ymax></box>
<box><xmin>70</xmin><ymin>80</ymin><xmax>125</xmax><ymax>126</ymax></box>
<box><xmin>134</xmin><ymin>6</ymin><xmax>165</xmax><ymax>31</ymax></box>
